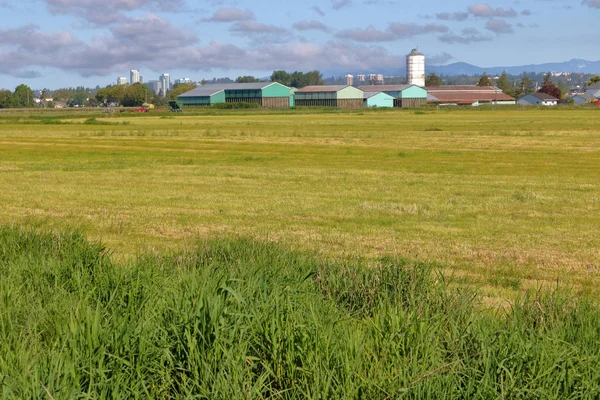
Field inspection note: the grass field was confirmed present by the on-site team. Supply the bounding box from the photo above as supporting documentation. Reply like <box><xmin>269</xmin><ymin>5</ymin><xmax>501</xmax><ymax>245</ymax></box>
<box><xmin>2</xmin><ymin>227</ymin><xmax>600</xmax><ymax>398</ymax></box>
<box><xmin>0</xmin><ymin>107</ymin><xmax>599</xmax><ymax>299</ymax></box>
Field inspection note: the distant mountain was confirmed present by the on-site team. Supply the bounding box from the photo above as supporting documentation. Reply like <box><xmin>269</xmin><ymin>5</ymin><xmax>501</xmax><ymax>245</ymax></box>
<box><xmin>332</xmin><ymin>59</ymin><xmax>600</xmax><ymax>78</ymax></box>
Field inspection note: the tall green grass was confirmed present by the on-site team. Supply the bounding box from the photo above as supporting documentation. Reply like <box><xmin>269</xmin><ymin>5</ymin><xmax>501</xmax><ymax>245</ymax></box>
<box><xmin>1</xmin><ymin>226</ymin><xmax>599</xmax><ymax>398</ymax></box>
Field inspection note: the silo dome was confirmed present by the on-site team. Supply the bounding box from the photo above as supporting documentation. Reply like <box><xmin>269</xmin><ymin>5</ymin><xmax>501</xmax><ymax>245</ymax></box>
<box><xmin>406</xmin><ymin>48</ymin><xmax>426</xmax><ymax>87</ymax></box>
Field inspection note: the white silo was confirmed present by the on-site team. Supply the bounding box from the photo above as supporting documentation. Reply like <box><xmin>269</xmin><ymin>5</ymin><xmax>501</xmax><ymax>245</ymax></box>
<box><xmin>406</xmin><ymin>49</ymin><xmax>425</xmax><ymax>87</ymax></box>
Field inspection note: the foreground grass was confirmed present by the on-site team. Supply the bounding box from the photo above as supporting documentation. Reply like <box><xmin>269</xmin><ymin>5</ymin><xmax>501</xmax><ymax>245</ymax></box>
<box><xmin>1</xmin><ymin>226</ymin><xmax>599</xmax><ymax>398</ymax></box>
<box><xmin>0</xmin><ymin>108</ymin><xmax>599</xmax><ymax>298</ymax></box>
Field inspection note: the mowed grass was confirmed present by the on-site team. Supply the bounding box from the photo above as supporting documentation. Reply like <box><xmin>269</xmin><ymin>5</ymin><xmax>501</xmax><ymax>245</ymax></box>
<box><xmin>2</xmin><ymin>227</ymin><xmax>600</xmax><ymax>398</ymax></box>
<box><xmin>1</xmin><ymin>108</ymin><xmax>599</xmax><ymax>298</ymax></box>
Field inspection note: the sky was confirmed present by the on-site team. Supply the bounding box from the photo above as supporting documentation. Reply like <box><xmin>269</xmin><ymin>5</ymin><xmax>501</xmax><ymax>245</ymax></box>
<box><xmin>1</xmin><ymin>0</ymin><xmax>599</xmax><ymax>89</ymax></box>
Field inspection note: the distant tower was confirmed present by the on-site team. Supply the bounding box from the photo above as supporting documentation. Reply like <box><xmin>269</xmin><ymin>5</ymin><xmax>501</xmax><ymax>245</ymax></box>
<box><xmin>345</xmin><ymin>74</ymin><xmax>354</xmax><ymax>86</ymax></box>
<box><xmin>160</xmin><ymin>73</ymin><xmax>170</xmax><ymax>97</ymax></box>
<box><xmin>406</xmin><ymin>49</ymin><xmax>425</xmax><ymax>87</ymax></box>
<box><xmin>130</xmin><ymin>69</ymin><xmax>140</xmax><ymax>85</ymax></box>
<box><xmin>117</xmin><ymin>77</ymin><xmax>127</xmax><ymax>85</ymax></box>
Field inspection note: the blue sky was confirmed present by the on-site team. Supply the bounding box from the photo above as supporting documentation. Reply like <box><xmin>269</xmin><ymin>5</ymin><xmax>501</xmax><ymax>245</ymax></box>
<box><xmin>1</xmin><ymin>0</ymin><xmax>599</xmax><ymax>89</ymax></box>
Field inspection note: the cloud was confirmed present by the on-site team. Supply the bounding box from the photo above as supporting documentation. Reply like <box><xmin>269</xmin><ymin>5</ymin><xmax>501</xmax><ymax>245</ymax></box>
<box><xmin>582</xmin><ymin>0</ymin><xmax>600</xmax><ymax>7</ymax></box>
<box><xmin>311</xmin><ymin>6</ymin><xmax>326</xmax><ymax>16</ymax></box>
<box><xmin>336</xmin><ymin>23</ymin><xmax>448</xmax><ymax>42</ymax></box>
<box><xmin>201</xmin><ymin>7</ymin><xmax>255</xmax><ymax>22</ymax></box>
<box><xmin>467</xmin><ymin>3</ymin><xmax>518</xmax><ymax>18</ymax></box>
<box><xmin>43</xmin><ymin>0</ymin><xmax>185</xmax><ymax>24</ymax></box>
<box><xmin>438</xmin><ymin>27</ymin><xmax>493</xmax><ymax>44</ymax></box>
<box><xmin>485</xmin><ymin>19</ymin><xmax>514</xmax><ymax>34</ymax></box>
<box><xmin>436</xmin><ymin>12</ymin><xmax>469</xmax><ymax>21</ymax></box>
<box><xmin>428</xmin><ymin>52</ymin><xmax>454</xmax><ymax>65</ymax></box>
<box><xmin>292</xmin><ymin>20</ymin><xmax>331</xmax><ymax>32</ymax></box>
<box><xmin>331</xmin><ymin>0</ymin><xmax>352</xmax><ymax>10</ymax></box>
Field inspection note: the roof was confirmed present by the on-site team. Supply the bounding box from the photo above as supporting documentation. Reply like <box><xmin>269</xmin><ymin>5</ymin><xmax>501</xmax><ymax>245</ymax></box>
<box><xmin>527</xmin><ymin>92</ymin><xmax>558</xmax><ymax>101</ymax></box>
<box><xmin>178</xmin><ymin>82</ymin><xmax>286</xmax><ymax>97</ymax></box>
<box><xmin>588</xmin><ymin>83</ymin><xmax>600</xmax><ymax>89</ymax></box>
<box><xmin>574</xmin><ymin>93</ymin><xmax>596</xmax><ymax>101</ymax></box>
<box><xmin>363</xmin><ymin>91</ymin><xmax>394</xmax><ymax>99</ymax></box>
<box><xmin>357</xmin><ymin>85</ymin><xmax>417</xmax><ymax>92</ymax></box>
<box><xmin>408</xmin><ymin>48</ymin><xmax>424</xmax><ymax>56</ymax></box>
<box><xmin>426</xmin><ymin>85</ymin><xmax>514</xmax><ymax>104</ymax></box>
<box><xmin>295</xmin><ymin>85</ymin><xmax>354</xmax><ymax>93</ymax></box>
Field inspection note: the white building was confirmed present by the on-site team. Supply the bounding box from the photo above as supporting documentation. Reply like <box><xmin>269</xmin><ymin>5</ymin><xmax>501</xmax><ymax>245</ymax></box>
<box><xmin>517</xmin><ymin>92</ymin><xmax>558</xmax><ymax>106</ymax></box>
<box><xmin>146</xmin><ymin>80</ymin><xmax>162</xmax><ymax>95</ymax></box>
<box><xmin>175</xmin><ymin>78</ymin><xmax>191</xmax><ymax>85</ymax></box>
<box><xmin>160</xmin><ymin>73</ymin><xmax>170</xmax><ymax>97</ymax></box>
<box><xmin>130</xmin><ymin>70</ymin><xmax>140</xmax><ymax>85</ymax></box>
<box><xmin>406</xmin><ymin>49</ymin><xmax>425</xmax><ymax>87</ymax></box>
<box><xmin>117</xmin><ymin>77</ymin><xmax>127</xmax><ymax>85</ymax></box>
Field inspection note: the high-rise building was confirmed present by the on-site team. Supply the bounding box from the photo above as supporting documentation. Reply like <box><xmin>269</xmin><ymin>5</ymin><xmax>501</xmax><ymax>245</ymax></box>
<box><xmin>160</xmin><ymin>73</ymin><xmax>170</xmax><ymax>96</ymax></box>
<box><xmin>130</xmin><ymin>69</ymin><xmax>140</xmax><ymax>85</ymax></box>
<box><xmin>175</xmin><ymin>78</ymin><xmax>191</xmax><ymax>85</ymax></box>
<box><xmin>117</xmin><ymin>77</ymin><xmax>127</xmax><ymax>85</ymax></box>
<box><xmin>345</xmin><ymin>75</ymin><xmax>354</xmax><ymax>86</ymax></box>
<box><xmin>357</xmin><ymin>74</ymin><xmax>366</xmax><ymax>82</ymax></box>
<box><xmin>406</xmin><ymin>49</ymin><xmax>425</xmax><ymax>87</ymax></box>
<box><xmin>147</xmin><ymin>80</ymin><xmax>162</xmax><ymax>95</ymax></box>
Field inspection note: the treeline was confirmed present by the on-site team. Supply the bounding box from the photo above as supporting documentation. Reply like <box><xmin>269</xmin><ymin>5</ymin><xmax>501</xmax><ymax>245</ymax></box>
<box><xmin>0</xmin><ymin>85</ymin><xmax>36</xmax><ymax>108</ymax></box>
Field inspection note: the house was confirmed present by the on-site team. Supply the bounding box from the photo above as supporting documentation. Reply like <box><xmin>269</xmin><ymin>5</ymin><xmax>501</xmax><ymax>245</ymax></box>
<box><xmin>573</xmin><ymin>93</ymin><xmax>596</xmax><ymax>105</ymax></box>
<box><xmin>586</xmin><ymin>83</ymin><xmax>600</xmax><ymax>98</ymax></box>
<box><xmin>363</xmin><ymin>92</ymin><xmax>394</xmax><ymax>108</ymax></box>
<box><xmin>357</xmin><ymin>84</ymin><xmax>427</xmax><ymax>107</ymax></box>
<box><xmin>426</xmin><ymin>86</ymin><xmax>515</xmax><ymax>106</ymax></box>
<box><xmin>517</xmin><ymin>92</ymin><xmax>559</xmax><ymax>106</ymax></box>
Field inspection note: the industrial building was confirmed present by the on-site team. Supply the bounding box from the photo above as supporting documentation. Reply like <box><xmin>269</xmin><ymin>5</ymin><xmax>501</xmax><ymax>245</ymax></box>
<box><xmin>294</xmin><ymin>85</ymin><xmax>364</xmax><ymax>108</ymax></box>
<box><xmin>427</xmin><ymin>86</ymin><xmax>515</xmax><ymax>106</ymax></box>
<box><xmin>177</xmin><ymin>82</ymin><xmax>294</xmax><ymax>108</ymax></box>
<box><xmin>358</xmin><ymin>85</ymin><xmax>428</xmax><ymax>107</ymax></box>
<box><xmin>364</xmin><ymin>92</ymin><xmax>394</xmax><ymax>108</ymax></box>
<box><xmin>406</xmin><ymin>49</ymin><xmax>425</xmax><ymax>87</ymax></box>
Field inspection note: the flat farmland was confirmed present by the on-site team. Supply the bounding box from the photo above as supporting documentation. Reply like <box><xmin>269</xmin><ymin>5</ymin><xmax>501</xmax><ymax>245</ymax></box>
<box><xmin>1</xmin><ymin>108</ymin><xmax>599</xmax><ymax>298</ymax></box>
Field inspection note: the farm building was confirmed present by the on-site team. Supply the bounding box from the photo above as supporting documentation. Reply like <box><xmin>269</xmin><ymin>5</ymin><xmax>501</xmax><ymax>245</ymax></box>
<box><xmin>177</xmin><ymin>82</ymin><xmax>293</xmax><ymax>108</ymax></box>
<box><xmin>517</xmin><ymin>92</ymin><xmax>558</xmax><ymax>106</ymax></box>
<box><xmin>586</xmin><ymin>83</ymin><xmax>600</xmax><ymax>98</ymax></box>
<box><xmin>572</xmin><ymin>93</ymin><xmax>596</xmax><ymax>105</ymax></box>
<box><xmin>358</xmin><ymin>85</ymin><xmax>428</xmax><ymax>107</ymax></box>
<box><xmin>364</xmin><ymin>92</ymin><xmax>394</xmax><ymax>108</ymax></box>
<box><xmin>427</xmin><ymin>86</ymin><xmax>515</xmax><ymax>106</ymax></box>
<box><xmin>294</xmin><ymin>85</ymin><xmax>364</xmax><ymax>108</ymax></box>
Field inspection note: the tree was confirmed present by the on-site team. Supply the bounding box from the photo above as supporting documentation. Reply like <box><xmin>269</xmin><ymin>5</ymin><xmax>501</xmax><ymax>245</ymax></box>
<box><xmin>477</xmin><ymin>73</ymin><xmax>492</xmax><ymax>87</ymax></box>
<box><xmin>13</xmin><ymin>84</ymin><xmax>35</xmax><ymax>108</ymax></box>
<box><xmin>122</xmin><ymin>83</ymin><xmax>150</xmax><ymax>107</ymax></box>
<box><xmin>168</xmin><ymin>83</ymin><xmax>197</xmax><ymax>100</ymax></box>
<box><xmin>96</xmin><ymin>85</ymin><xmax>127</xmax><ymax>106</ymax></box>
<box><xmin>67</xmin><ymin>86</ymin><xmax>88</xmax><ymax>107</ymax></box>
<box><xmin>538</xmin><ymin>83</ymin><xmax>562</xmax><ymax>100</ymax></box>
<box><xmin>515</xmin><ymin>75</ymin><xmax>534</xmax><ymax>98</ymax></box>
<box><xmin>587</xmin><ymin>76</ymin><xmax>600</xmax><ymax>86</ymax></box>
<box><xmin>235</xmin><ymin>76</ymin><xmax>261</xmax><ymax>83</ymax></box>
<box><xmin>270</xmin><ymin>70</ymin><xmax>291</xmax><ymax>86</ymax></box>
<box><xmin>0</xmin><ymin>90</ymin><xmax>15</xmax><ymax>108</ymax></box>
<box><xmin>425</xmin><ymin>73</ymin><xmax>442</xmax><ymax>87</ymax></box>
<box><xmin>496</xmin><ymin>72</ymin><xmax>513</xmax><ymax>96</ymax></box>
<box><xmin>543</xmin><ymin>72</ymin><xmax>553</xmax><ymax>85</ymax></box>
<box><xmin>304</xmin><ymin>70</ymin><xmax>324</xmax><ymax>86</ymax></box>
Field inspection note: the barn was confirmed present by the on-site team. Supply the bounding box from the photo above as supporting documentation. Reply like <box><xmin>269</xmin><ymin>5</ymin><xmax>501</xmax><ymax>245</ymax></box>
<box><xmin>177</xmin><ymin>82</ymin><xmax>293</xmax><ymax>108</ymax></box>
<box><xmin>294</xmin><ymin>85</ymin><xmax>364</xmax><ymax>109</ymax></box>
<box><xmin>427</xmin><ymin>86</ymin><xmax>515</xmax><ymax>106</ymax></box>
<box><xmin>358</xmin><ymin>85</ymin><xmax>428</xmax><ymax>107</ymax></box>
<box><xmin>364</xmin><ymin>92</ymin><xmax>394</xmax><ymax>108</ymax></box>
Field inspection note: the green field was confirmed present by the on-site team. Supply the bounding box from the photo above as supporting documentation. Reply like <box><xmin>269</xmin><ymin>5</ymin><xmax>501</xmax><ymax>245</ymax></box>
<box><xmin>1</xmin><ymin>108</ymin><xmax>599</xmax><ymax>298</ymax></box>
<box><xmin>2</xmin><ymin>107</ymin><xmax>600</xmax><ymax>397</ymax></box>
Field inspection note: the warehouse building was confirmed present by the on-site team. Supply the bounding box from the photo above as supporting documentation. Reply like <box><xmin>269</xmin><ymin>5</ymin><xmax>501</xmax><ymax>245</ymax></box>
<box><xmin>177</xmin><ymin>82</ymin><xmax>293</xmax><ymax>108</ymax></box>
<box><xmin>427</xmin><ymin>86</ymin><xmax>515</xmax><ymax>106</ymax></box>
<box><xmin>364</xmin><ymin>92</ymin><xmax>394</xmax><ymax>108</ymax></box>
<box><xmin>294</xmin><ymin>85</ymin><xmax>364</xmax><ymax>108</ymax></box>
<box><xmin>358</xmin><ymin>84</ymin><xmax>428</xmax><ymax>107</ymax></box>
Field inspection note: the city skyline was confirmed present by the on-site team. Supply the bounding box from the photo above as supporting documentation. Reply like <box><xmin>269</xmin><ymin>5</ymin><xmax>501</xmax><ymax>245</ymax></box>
<box><xmin>1</xmin><ymin>0</ymin><xmax>599</xmax><ymax>89</ymax></box>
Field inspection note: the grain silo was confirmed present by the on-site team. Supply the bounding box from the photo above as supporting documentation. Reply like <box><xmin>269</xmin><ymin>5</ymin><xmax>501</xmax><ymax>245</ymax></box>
<box><xmin>406</xmin><ymin>49</ymin><xmax>425</xmax><ymax>87</ymax></box>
